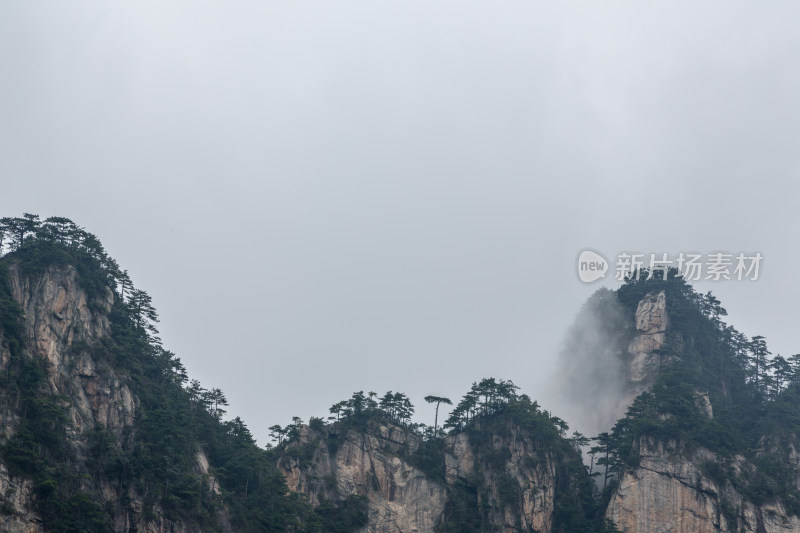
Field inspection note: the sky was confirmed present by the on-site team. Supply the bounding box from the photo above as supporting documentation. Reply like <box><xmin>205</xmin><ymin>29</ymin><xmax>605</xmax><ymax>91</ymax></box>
<box><xmin>1</xmin><ymin>1</ymin><xmax>799</xmax><ymax>444</ymax></box>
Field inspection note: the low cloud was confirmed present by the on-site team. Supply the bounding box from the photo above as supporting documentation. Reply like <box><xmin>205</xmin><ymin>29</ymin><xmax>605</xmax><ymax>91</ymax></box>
<box><xmin>548</xmin><ymin>287</ymin><xmax>632</xmax><ymax>439</ymax></box>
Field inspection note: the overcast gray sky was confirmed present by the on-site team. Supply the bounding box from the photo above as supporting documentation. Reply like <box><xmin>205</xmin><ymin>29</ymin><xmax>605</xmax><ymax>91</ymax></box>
<box><xmin>1</xmin><ymin>1</ymin><xmax>799</xmax><ymax>444</ymax></box>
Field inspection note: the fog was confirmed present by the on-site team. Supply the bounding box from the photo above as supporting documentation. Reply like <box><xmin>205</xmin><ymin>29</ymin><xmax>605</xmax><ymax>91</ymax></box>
<box><xmin>548</xmin><ymin>288</ymin><xmax>632</xmax><ymax>438</ymax></box>
<box><xmin>1</xmin><ymin>2</ymin><xmax>799</xmax><ymax>444</ymax></box>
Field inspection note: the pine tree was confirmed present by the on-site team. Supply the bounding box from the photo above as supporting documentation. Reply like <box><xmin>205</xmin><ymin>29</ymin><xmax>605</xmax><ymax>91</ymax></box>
<box><xmin>749</xmin><ymin>335</ymin><xmax>772</xmax><ymax>398</ymax></box>
<box><xmin>424</xmin><ymin>395</ymin><xmax>452</xmax><ymax>439</ymax></box>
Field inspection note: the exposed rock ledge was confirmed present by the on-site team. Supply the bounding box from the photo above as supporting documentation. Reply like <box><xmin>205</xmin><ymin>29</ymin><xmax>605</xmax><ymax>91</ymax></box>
<box><xmin>607</xmin><ymin>437</ymin><xmax>800</xmax><ymax>533</ymax></box>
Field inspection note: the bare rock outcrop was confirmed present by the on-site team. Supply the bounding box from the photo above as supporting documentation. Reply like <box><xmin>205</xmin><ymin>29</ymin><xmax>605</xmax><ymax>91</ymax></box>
<box><xmin>0</xmin><ymin>263</ymin><xmax>219</xmax><ymax>533</ymax></box>
<box><xmin>280</xmin><ymin>424</ymin><xmax>447</xmax><ymax>533</ymax></box>
<box><xmin>607</xmin><ymin>438</ymin><xmax>800</xmax><ymax>533</ymax></box>
<box><xmin>443</xmin><ymin>425</ymin><xmax>560</xmax><ymax>533</ymax></box>
<box><xmin>280</xmin><ymin>419</ymin><xmax>568</xmax><ymax>533</ymax></box>
<box><xmin>613</xmin><ymin>290</ymin><xmax>679</xmax><ymax>423</ymax></box>
<box><xmin>627</xmin><ymin>290</ymin><xmax>669</xmax><ymax>387</ymax></box>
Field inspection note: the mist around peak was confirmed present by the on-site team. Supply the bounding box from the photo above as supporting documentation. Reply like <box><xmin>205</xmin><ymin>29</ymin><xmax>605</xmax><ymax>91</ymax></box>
<box><xmin>548</xmin><ymin>287</ymin><xmax>633</xmax><ymax>439</ymax></box>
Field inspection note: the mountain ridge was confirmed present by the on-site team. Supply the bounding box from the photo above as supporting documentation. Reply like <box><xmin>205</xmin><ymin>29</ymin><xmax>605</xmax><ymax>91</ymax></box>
<box><xmin>1</xmin><ymin>214</ymin><xmax>800</xmax><ymax>532</ymax></box>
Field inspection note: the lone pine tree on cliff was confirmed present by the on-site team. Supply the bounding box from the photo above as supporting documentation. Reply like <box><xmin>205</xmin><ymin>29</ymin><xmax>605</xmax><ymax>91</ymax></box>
<box><xmin>424</xmin><ymin>395</ymin><xmax>452</xmax><ymax>438</ymax></box>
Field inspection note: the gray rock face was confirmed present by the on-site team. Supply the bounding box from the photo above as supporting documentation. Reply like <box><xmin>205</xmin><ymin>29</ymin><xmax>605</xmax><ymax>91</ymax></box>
<box><xmin>8</xmin><ymin>264</ymin><xmax>137</xmax><ymax>438</ymax></box>
<box><xmin>607</xmin><ymin>438</ymin><xmax>800</xmax><ymax>533</ymax></box>
<box><xmin>280</xmin><ymin>424</ymin><xmax>448</xmax><ymax>533</ymax></box>
<box><xmin>443</xmin><ymin>425</ymin><xmax>559</xmax><ymax>533</ymax></box>
<box><xmin>0</xmin><ymin>463</ymin><xmax>37</xmax><ymax>533</ymax></box>
<box><xmin>280</xmin><ymin>421</ymin><xmax>563</xmax><ymax>533</ymax></box>
<box><xmin>0</xmin><ymin>264</ymin><xmax>123</xmax><ymax>532</ymax></box>
<box><xmin>0</xmin><ymin>263</ymin><xmax>217</xmax><ymax>533</ymax></box>
<box><xmin>613</xmin><ymin>290</ymin><xmax>679</xmax><ymax>424</ymax></box>
<box><xmin>627</xmin><ymin>290</ymin><xmax>669</xmax><ymax>386</ymax></box>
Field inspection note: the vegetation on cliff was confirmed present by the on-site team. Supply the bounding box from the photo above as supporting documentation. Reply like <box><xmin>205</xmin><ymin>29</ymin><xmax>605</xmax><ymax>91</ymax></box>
<box><xmin>0</xmin><ymin>215</ymin><xmax>359</xmax><ymax>531</ymax></box>
<box><xmin>5</xmin><ymin>215</ymin><xmax>798</xmax><ymax>531</ymax></box>
<box><xmin>273</xmin><ymin>378</ymin><xmax>619</xmax><ymax>532</ymax></box>
<box><xmin>596</xmin><ymin>268</ymin><xmax>800</xmax><ymax>515</ymax></box>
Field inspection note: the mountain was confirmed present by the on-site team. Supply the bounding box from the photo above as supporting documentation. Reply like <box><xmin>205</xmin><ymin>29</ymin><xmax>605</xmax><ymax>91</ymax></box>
<box><xmin>0</xmin><ymin>216</ymin><xmax>346</xmax><ymax>532</ymax></box>
<box><xmin>276</xmin><ymin>385</ymin><xmax>610</xmax><ymax>533</ymax></box>
<box><xmin>570</xmin><ymin>273</ymin><xmax>800</xmax><ymax>532</ymax></box>
<box><xmin>1</xmin><ymin>214</ymin><xmax>800</xmax><ymax>533</ymax></box>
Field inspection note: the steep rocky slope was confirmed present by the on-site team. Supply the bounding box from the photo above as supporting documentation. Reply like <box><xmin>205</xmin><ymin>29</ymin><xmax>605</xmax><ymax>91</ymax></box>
<box><xmin>280</xmin><ymin>424</ymin><xmax>447</xmax><ymax>532</ymax></box>
<box><xmin>278</xmin><ymin>407</ymin><xmax>599</xmax><ymax>533</ymax></box>
<box><xmin>0</xmin><ymin>262</ymin><xmax>213</xmax><ymax>532</ymax></box>
<box><xmin>607</xmin><ymin>437</ymin><xmax>800</xmax><ymax>533</ymax></box>
<box><xmin>442</xmin><ymin>425</ymin><xmax>562</xmax><ymax>533</ymax></box>
<box><xmin>0</xmin><ymin>218</ymin><xmax>325</xmax><ymax>533</ymax></box>
<box><xmin>625</xmin><ymin>290</ymin><xmax>669</xmax><ymax>399</ymax></box>
<box><xmin>5</xmin><ymin>217</ymin><xmax>800</xmax><ymax>533</ymax></box>
<box><xmin>600</xmin><ymin>273</ymin><xmax>800</xmax><ymax>533</ymax></box>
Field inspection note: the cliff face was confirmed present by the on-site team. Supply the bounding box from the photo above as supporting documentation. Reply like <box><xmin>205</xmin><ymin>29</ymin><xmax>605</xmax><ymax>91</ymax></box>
<box><xmin>8</xmin><ymin>239</ymin><xmax>800</xmax><ymax>533</ymax></box>
<box><xmin>621</xmin><ymin>290</ymin><xmax>670</xmax><ymax>415</ymax></box>
<box><xmin>8</xmin><ymin>263</ymin><xmax>136</xmax><ymax>437</ymax></box>
<box><xmin>280</xmin><ymin>424</ymin><xmax>447</xmax><ymax>532</ymax></box>
<box><xmin>0</xmin><ymin>264</ymin><xmax>121</xmax><ymax>532</ymax></box>
<box><xmin>603</xmin><ymin>286</ymin><xmax>800</xmax><ymax>533</ymax></box>
<box><xmin>0</xmin><ymin>263</ymin><xmax>215</xmax><ymax>533</ymax></box>
<box><xmin>627</xmin><ymin>290</ymin><xmax>668</xmax><ymax>386</ymax></box>
<box><xmin>607</xmin><ymin>437</ymin><xmax>800</xmax><ymax>533</ymax></box>
<box><xmin>279</xmin><ymin>420</ymin><xmax>568</xmax><ymax>533</ymax></box>
<box><xmin>443</xmin><ymin>424</ymin><xmax>560</xmax><ymax>533</ymax></box>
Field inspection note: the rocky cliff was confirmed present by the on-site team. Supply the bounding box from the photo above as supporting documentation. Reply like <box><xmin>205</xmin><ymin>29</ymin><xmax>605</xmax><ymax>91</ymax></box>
<box><xmin>607</xmin><ymin>437</ymin><xmax>800</xmax><ymax>533</ymax></box>
<box><xmin>0</xmin><ymin>217</ymin><xmax>398</xmax><ymax>533</ymax></box>
<box><xmin>600</xmin><ymin>278</ymin><xmax>800</xmax><ymax>533</ymax></box>
<box><xmin>278</xmin><ymin>414</ymin><xmax>591</xmax><ymax>533</ymax></box>
<box><xmin>442</xmin><ymin>424</ymin><xmax>561</xmax><ymax>533</ymax></box>
<box><xmin>279</xmin><ymin>424</ymin><xmax>447</xmax><ymax>532</ymax></box>
<box><xmin>617</xmin><ymin>289</ymin><xmax>676</xmax><ymax>419</ymax></box>
<box><xmin>279</xmin><ymin>285</ymin><xmax>796</xmax><ymax>533</ymax></box>
<box><xmin>626</xmin><ymin>290</ymin><xmax>669</xmax><ymax>390</ymax></box>
<box><xmin>0</xmin><ymin>262</ymin><xmax>219</xmax><ymax>533</ymax></box>
<box><xmin>5</xmin><ymin>220</ymin><xmax>800</xmax><ymax>533</ymax></box>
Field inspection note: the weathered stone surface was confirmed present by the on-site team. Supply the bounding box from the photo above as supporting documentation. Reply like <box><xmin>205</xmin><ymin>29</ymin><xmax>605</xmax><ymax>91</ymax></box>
<box><xmin>627</xmin><ymin>290</ymin><xmax>669</xmax><ymax>385</ymax></box>
<box><xmin>281</xmin><ymin>424</ymin><xmax>447</xmax><ymax>533</ymax></box>
<box><xmin>0</xmin><ymin>263</ymin><xmax>221</xmax><ymax>533</ymax></box>
<box><xmin>634</xmin><ymin>290</ymin><xmax>669</xmax><ymax>335</ymax></box>
<box><xmin>614</xmin><ymin>290</ymin><xmax>677</xmax><ymax>424</ymax></box>
<box><xmin>443</xmin><ymin>423</ymin><xmax>558</xmax><ymax>533</ymax></box>
<box><xmin>281</xmin><ymin>420</ymin><xmax>564</xmax><ymax>533</ymax></box>
<box><xmin>607</xmin><ymin>438</ymin><xmax>800</xmax><ymax>533</ymax></box>
<box><xmin>0</xmin><ymin>463</ymin><xmax>41</xmax><ymax>533</ymax></box>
